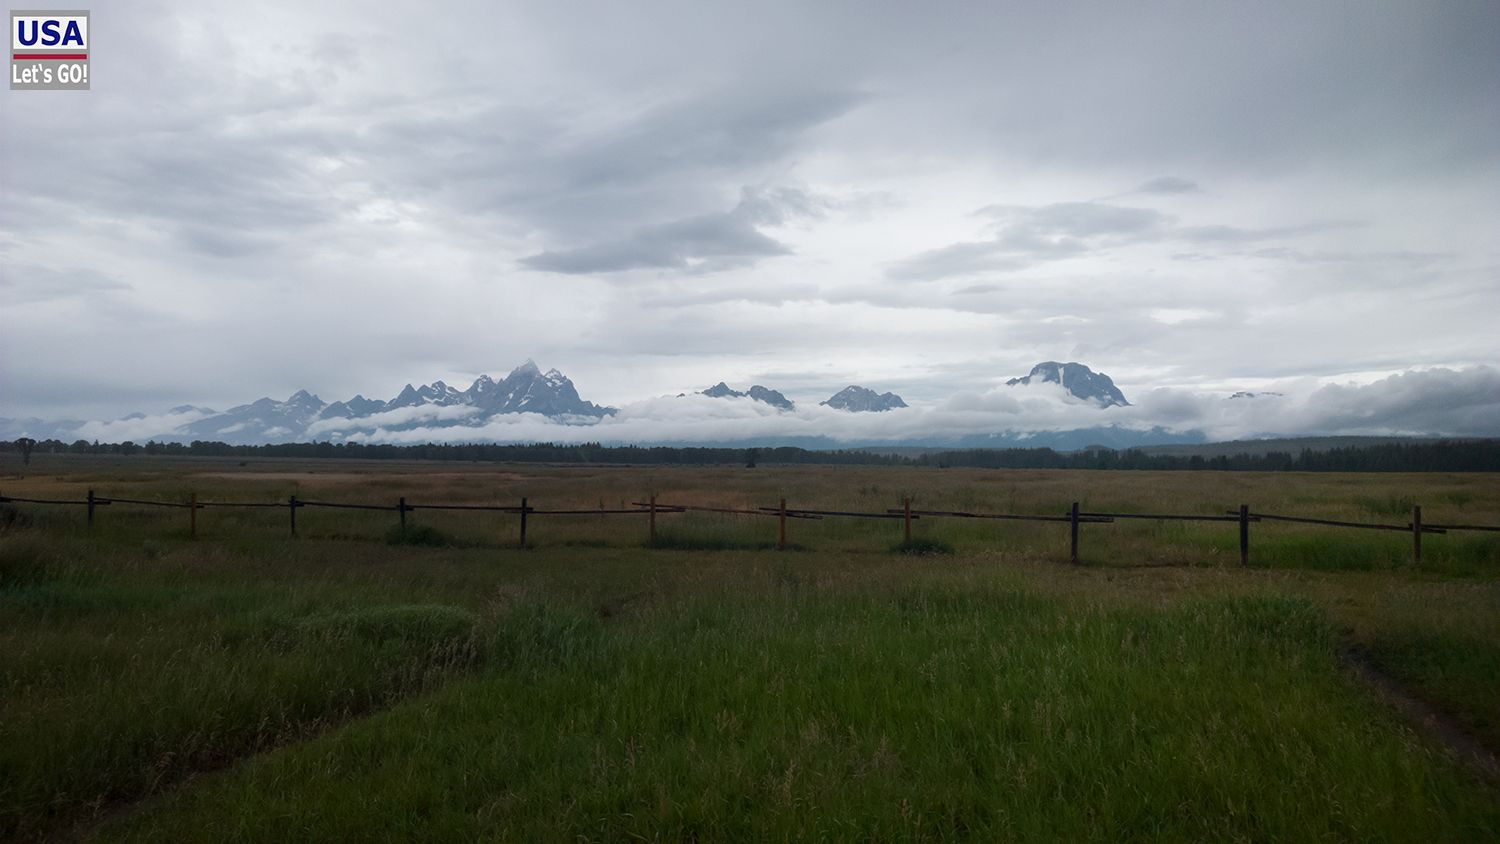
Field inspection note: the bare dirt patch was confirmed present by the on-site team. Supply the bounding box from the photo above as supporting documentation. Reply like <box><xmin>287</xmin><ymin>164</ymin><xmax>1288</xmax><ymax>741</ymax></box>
<box><xmin>1340</xmin><ymin>643</ymin><xmax>1500</xmax><ymax>782</ymax></box>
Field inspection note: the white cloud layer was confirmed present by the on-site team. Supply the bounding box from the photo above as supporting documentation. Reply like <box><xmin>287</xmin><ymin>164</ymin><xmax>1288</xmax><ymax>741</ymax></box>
<box><xmin>314</xmin><ymin>366</ymin><xmax>1499</xmax><ymax>447</ymax></box>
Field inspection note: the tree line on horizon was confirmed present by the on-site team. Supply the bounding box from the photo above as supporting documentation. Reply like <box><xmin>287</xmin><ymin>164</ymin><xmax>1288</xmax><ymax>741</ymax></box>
<box><xmin>4</xmin><ymin>437</ymin><xmax>1499</xmax><ymax>472</ymax></box>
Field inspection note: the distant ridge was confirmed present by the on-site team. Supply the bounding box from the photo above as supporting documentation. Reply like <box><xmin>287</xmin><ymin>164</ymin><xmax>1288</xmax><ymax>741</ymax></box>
<box><xmin>1134</xmin><ymin>436</ymin><xmax>1478</xmax><ymax>459</ymax></box>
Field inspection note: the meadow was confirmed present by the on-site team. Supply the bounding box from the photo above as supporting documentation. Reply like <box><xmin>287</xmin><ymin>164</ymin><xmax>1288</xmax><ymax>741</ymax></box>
<box><xmin>1</xmin><ymin>454</ymin><xmax>1497</xmax><ymax>840</ymax></box>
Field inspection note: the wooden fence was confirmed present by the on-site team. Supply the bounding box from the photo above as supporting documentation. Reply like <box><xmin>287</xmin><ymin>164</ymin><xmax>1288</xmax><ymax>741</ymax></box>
<box><xmin>3</xmin><ymin>488</ymin><xmax>1497</xmax><ymax>565</ymax></box>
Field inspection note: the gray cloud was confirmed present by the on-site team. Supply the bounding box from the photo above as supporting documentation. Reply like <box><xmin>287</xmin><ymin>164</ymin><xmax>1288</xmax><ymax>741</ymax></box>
<box><xmin>890</xmin><ymin>199</ymin><xmax>1370</xmax><ymax>281</ymax></box>
<box><xmin>1132</xmin><ymin>176</ymin><xmax>1200</xmax><ymax>195</ymax></box>
<box><xmin>1</xmin><ymin>1</ymin><xmax>1496</xmax><ymax>426</ymax></box>
<box><xmin>890</xmin><ymin>201</ymin><xmax>1173</xmax><ymax>280</ymax></box>
<box><xmin>979</xmin><ymin>202</ymin><xmax>1171</xmax><ymax>237</ymax></box>
<box><xmin>1</xmin><ymin>262</ymin><xmax>131</xmax><ymax>305</ymax></box>
<box><xmin>521</xmin><ymin>187</ymin><xmax>823</xmax><ymax>274</ymax></box>
<box><xmin>1176</xmin><ymin>221</ymin><xmax>1360</xmax><ymax>244</ymax></box>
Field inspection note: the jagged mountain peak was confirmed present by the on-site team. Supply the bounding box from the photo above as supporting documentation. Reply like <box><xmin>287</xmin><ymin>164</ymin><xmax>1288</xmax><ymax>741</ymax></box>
<box><xmin>699</xmin><ymin>382</ymin><xmax>795</xmax><ymax>410</ymax></box>
<box><xmin>821</xmin><ymin>385</ymin><xmax>908</xmax><ymax>412</ymax></box>
<box><xmin>746</xmin><ymin>385</ymin><xmax>795</xmax><ymax>410</ymax></box>
<box><xmin>462</xmin><ymin>361</ymin><xmax>614</xmax><ymax>419</ymax></box>
<box><xmin>1006</xmin><ymin>361</ymin><xmax>1130</xmax><ymax>408</ymax></box>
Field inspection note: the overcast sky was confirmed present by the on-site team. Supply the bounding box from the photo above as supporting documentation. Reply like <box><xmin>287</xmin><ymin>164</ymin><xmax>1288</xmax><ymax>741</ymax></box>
<box><xmin>3</xmin><ymin>1</ymin><xmax>1497</xmax><ymax>426</ymax></box>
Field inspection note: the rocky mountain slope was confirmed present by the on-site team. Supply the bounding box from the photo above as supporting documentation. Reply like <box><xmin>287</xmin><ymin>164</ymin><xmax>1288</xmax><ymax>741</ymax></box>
<box><xmin>820</xmin><ymin>386</ymin><xmax>908</xmax><ymax>412</ymax></box>
<box><xmin>1005</xmin><ymin>361</ymin><xmax>1130</xmax><ymax>407</ymax></box>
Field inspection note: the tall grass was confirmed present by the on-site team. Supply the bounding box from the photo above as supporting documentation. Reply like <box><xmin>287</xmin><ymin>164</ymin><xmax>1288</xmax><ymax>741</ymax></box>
<box><xmin>103</xmin><ymin>590</ymin><xmax>1500</xmax><ymax>841</ymax></box>
<box><xmin>0</xmin><ymin>458</ymin><xmax>1497</xmax><ymax>839</ymax></box>
<box><xmin>0</xmin><ymin>536</ymin><xmax>482</xmax><ymax>840</ymax></box>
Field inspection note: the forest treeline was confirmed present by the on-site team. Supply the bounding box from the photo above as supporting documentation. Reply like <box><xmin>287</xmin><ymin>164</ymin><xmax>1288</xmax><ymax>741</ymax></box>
<box><xmin>5</xmin><ymin>437</ymin><xmax>1499</xmax><ymax>472</ymax></box>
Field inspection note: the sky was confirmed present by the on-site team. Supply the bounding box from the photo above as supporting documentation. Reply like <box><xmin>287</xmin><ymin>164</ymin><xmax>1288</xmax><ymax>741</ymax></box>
<box><xmin>2</xmin><ymin>1</ymin><xmax>1497</xmax><ymax>439</ymax></box>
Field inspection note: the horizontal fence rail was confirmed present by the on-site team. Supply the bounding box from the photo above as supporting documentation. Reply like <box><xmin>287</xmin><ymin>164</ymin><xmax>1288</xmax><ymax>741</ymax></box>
<box><xmin>891</xmin><ymin>508</ymin><xmax>1113</xmax><ymax>524</ymax></box>
<box><xmin>1250</xmin><ymin>511</ymin><xmax>1445</xmax><ymax>533</ymax></box>
<box><xmin>1</xmin><ymin>489</ymin><xmax>1496</xmax><ymax>565</ymax></box>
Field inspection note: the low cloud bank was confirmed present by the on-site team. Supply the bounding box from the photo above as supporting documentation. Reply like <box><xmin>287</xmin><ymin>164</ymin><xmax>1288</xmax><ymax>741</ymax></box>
<box><xmin>68</xmin><ymin>407</ymin><xmax>216</xmax><ymax>443</ymax></box>
<box><xmin>332</xmin><ymin>366</ymin><xmax>1499</xmax><ymax>447</ymax></box>
<box><xmin>16</xmin><ymin>366</ymin><xmax>1495</xmax><ymax>447</ymax></box>
<box><xmin>305</xmin><ymin>403</ymin><xmax>481</xmax><ymax>436</ymax></box>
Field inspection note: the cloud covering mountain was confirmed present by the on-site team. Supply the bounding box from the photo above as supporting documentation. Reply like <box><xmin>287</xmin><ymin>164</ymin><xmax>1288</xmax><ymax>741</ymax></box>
<box><xmin>6</xmin><ymin>364</ymin><xmax>1495</xmax><ymax>450</ymax></box>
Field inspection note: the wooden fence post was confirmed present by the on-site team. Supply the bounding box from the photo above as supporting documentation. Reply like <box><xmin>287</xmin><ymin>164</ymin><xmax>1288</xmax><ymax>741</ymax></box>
<box><xmin>1069</xmin><ymin>501</ymin><xmax>1080</xmax><ymax>564</ymax></box>
<box><xmin>903</xmin><ymin>497</ymin><xmax>912</xmax><ymax>545</ymax></box>
<box><xmin>87</xmin><ymin>488</ymin><xmax>95</xmax><ymax>528</ymax></box>
<box><xmin>398</xmin><ymin>497</ymin><xmax>407</xmax><ymax>532</ymax></box>
<box><xmin>1238</xmin><ymin>504</ymin><xmax>1249</xmax><ymax>566</ymax></box>
<box><xmin>1412</xmin><ymin>504</ymin><xmax>1422</xmax><ymax>565</ymax></box>
<box><xmin>648</xmin><ymin>493</ymin><xmax>657</xmax><ymax>546</ymax></box>
<box><xmin>289</xmin><ymin>495</ymin><xmax>298</xmax><ymax>537</ymax></box>
<box><xmin>519</xmin><ymin>496</ymin><xmax>528</xmax><ymax>549</ymax></box>
<box><xmin>779</xmin><ymin>497</ymin><xmax>787</xmax><ymax>550</ymax></box>
<box><xmin>190</xmin><ymin>492</ymin><xmax>197</xmax><ymax>539</ymax></box>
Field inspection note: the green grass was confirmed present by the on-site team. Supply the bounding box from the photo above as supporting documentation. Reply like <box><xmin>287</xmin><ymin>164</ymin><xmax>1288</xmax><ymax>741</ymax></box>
<box><xmin>1</xmin><ymin>457</ymin><xmax>1498</xmax><ymax>839</ymax></box>
<box><xmin>0</xmin><ymin>537</ymin><xmax>483</xmax><ymax>840</ymax></box>
<box><xmin>648</xmin><ymin>525</ymin><xmax>799</xmax><ymax>551</ymax></box>
<box><xmin>384</xmin><ymin>524</ymin><xmax>457</xmax><ymax>547</ymax></box>
<box><xmin>101</xmin><ymin>590</ymin><xmax>1498</xmax><ymax>841</ymax></box>
<box><xmin>890</xmin><ymin>535</ymin><xmax>956</xmax><ymax>555</ymax></box>
<box><xmin>1364</xmin><ymin>631</ymin><xmax>1500</xmax><ymax>751</ymax></box>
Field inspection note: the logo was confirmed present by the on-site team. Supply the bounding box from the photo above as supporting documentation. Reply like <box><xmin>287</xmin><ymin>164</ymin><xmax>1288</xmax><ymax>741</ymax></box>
<box><xmin>11</xmin><ymin>9</ymin><xmax>89</xmax><ymax>90</ymax></box>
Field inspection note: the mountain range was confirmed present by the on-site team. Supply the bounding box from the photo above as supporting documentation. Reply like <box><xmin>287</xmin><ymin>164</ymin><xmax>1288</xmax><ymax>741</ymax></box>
<box><xmin>3</xmin><ymin>359</ymin><xmax>1149</xmax><ymax>447</ymax></box>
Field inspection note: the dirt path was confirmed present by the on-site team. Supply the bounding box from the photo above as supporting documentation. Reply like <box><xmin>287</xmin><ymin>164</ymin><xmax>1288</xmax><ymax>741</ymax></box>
<box><xmin>1339</xmin><ymin>643</ymin><xmax>1500</xmax><ymax>782</ymax></box>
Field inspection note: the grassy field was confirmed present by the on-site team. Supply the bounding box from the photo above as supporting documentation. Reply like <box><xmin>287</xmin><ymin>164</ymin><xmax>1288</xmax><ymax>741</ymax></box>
<box><xmin>1</xmin><ymin>454</ymin><xmax>1497</xmax><ymax>840</ymax></box>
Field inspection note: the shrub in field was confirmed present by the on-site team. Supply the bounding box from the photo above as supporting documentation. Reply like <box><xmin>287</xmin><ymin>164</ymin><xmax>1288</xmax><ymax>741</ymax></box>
<box><xmin>385</xmin><ymin>524</ymin><xmax>454</xmax><ymax>547</ymax></box>
<box><xmin>890</xmin><ymin>536</ymin><xmax>956</xmax><ymax>555</ymax></box>
<box><xmin>0</xmin><ymin>536</ymin><xmax>51</xmax><ymax>587</ymax></box>
<box><xmin>0</xmin><ymin>503</ymin><xmax>35</xmax><ymax>532</ymax></box>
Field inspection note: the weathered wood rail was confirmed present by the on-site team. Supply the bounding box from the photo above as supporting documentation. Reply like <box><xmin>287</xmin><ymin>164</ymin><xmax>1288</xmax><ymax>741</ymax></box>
<box><xmin>1</xmin><ymin>490</ymin><xmax>1493</xmax><ymax>565</ymax></box>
